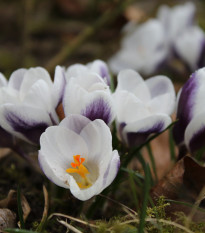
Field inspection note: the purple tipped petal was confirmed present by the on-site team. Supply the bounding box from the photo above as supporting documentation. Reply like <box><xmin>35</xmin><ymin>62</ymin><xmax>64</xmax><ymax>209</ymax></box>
<box><xmin>173</xmin><ymin>73</ymin><xmax>199</xmax><ymax>145</ymax></box>
<box><xmin>127</xmin><ymin>121</ymin><xmax>165</xmax><ymax>147</ymax></box>
<box><xmin>102</xmin><ymin>150</ymin><xmax>120</xmax><ymax>188</ymax></box>
<box><xmin>197</xmin><ymin>40</ymin><xmax>205</xmax><ymax>69</ymax></box>
<box><xmin>189</xmin><ymin>126</ymin><xmax>205</xmax><ymax>153</ymax></box>
<box><xmin>185</xmin><ymin>112</ymin><xmax>205</xmax><ymax>153</ymax></box>
<box><xmin>81</xmin><ymin>98</ymin><xmax>112</xmax><ymax>124</ymax></box>
<box><xmin>100</xmin><ymin>65</ymin><xmax>110</xmax><ymax>86</ymax></box>
<box><xmin>6</xmin><ymin>112</ymin><xmax>49</xmax><ymax>144</ymax></box>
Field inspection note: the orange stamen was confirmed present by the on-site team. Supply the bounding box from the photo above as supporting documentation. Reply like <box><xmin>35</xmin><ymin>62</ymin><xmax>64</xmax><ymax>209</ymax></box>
<box><xmin>66</xmin><ymin>155</ymin><xmax>89</xmax><ymax>179</ymax></box>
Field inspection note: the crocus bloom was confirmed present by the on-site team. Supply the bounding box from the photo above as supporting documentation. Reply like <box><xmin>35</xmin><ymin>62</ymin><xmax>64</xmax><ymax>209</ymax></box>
<box><xmin>113</xmin><ymin>69</ymin><xmax>175</xmax><ymax>147</ymax></box>
<box><xmin>157</xmin><ymin>2</ymin><xmax>195</xmax><ymax>46</ymax></box>
<box><xmin>108</xmin><ymin>19</ymin><xmax>168</xmax><ymax>76</ymax></box>
<box><xmin>63</xmin><ymin>68</ymin><xmax>115</xmax><ymax>125</ymax></box>
<box><xmin>0</xmin><ymin>73</ymin><xmax>16</xmax><ymax>148</ymax></box>
<box><xmin>66</xmin><ymin>59</ymin><xmax>111</xmax><ymax>85</ymax></box>
<box><xmin>0</xmin><ymin>66</ymin><xmax>65</xmax><ymax>144</ymax></box>
<box><xmin>38</xmin><ymin>114</ymin><xmax>120</xmax><ymax>201</ymax></box>
<box><xmin>173</xmin><ymin>26</ymin><xmax>205</xmax><ymax>71</ymax></box>
<box><xmin>173</xmin><ymin>67</ymin><xmax>205</xmax><ymax>153</ymax></box>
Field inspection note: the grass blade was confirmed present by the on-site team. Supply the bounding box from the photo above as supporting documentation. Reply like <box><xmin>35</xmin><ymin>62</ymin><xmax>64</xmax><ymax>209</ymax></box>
<box><xmin>5</xmin><ymin>229</ymin><xmax>37</xmax><ymax>233</ymax></box>
<box><xmin>138</xmin><ymin>163</ymin><xmax>151</xmax><ymax>233</ymax></box>
<box><xmin>17</xmin><ymin>186</ymin><xmax>25</xmax><ymax>229</ymax></box>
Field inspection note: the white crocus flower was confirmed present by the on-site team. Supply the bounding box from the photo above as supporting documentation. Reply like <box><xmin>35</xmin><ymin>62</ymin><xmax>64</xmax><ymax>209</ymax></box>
<box><xmin>66</xmin><ymin>59</ymin><xmax>111</xmax><ymax>85</ymax></box>
<box><xmin>108</xmin><ymin>19</ymin><xmax>168</xmax><ymax>76</ymax></box>
<box><xmin>173</xmin><ymin>26</ymin><xmax>205</xmax><ymax>71</ymax></box>
<box><xmin>38</xmin><ymin>114</ymin><xmax>120</xmax><ymax>201</ymax></box>
<box><xmin>0</xmin><ymin>66</ymin><xmax>65</xmax><ymax>145</ymax></box>
<box><xmin>157</xmin><ymin>2</ymin><xmax>195</xmax><ymax>45</ymax></box>
<box><xmin>0</xmin><ymin>72</ymin><xmax>16</xmax><ymax>148</ymax></box>
<box><xmin>63</xmin><ymin>68</ymin><xmax>115</xmax><ymax>125</ymax></box>
<box><xmin>113</xmin><ymin>69</ymin><xmax>175</xmax><ymax>147</ymax></box>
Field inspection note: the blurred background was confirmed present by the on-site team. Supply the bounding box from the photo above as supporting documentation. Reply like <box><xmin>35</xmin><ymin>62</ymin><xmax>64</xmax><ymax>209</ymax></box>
<box><xmin>1</xmin><ymin>0</ymin><xmax>204</xmax><ymax>78</ymax></box>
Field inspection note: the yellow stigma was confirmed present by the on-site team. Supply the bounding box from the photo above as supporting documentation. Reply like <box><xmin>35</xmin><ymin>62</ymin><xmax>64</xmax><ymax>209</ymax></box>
<box><xmin>66</xmin><ymin>155</ymin><xmax>91</xmax><ymax>189</ymax></box>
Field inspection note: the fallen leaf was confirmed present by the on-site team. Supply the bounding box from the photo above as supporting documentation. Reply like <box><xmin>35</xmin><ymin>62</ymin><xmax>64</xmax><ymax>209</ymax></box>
<box><xmin>0</xmin><ymin>208</ymin><xmax>16</xmax><ymax>231</ymax></box>
<box><xmin>0</xmin><ymin>190</ymin><xmax>31</xmax><ymax>222</ymax></box>
<box><xmin>151</xmin><ymin>156</ymin><xmax>205</xmax><ymax>221</ymax></box>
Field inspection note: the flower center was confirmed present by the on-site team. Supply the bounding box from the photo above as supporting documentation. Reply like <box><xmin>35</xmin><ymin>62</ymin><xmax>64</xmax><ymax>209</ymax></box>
<box><xmin>66</xmin><ymin>155</ymin><xmax>91</xmax><ymax>189</ymax></box>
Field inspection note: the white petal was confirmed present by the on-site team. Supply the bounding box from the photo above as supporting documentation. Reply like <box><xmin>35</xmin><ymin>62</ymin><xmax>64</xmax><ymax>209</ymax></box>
<box><xmin>116</xmin><ymin>69</ymin><xmax>151</xmax><ymax>102</ymax></box>
<box><xmin>80</xmin><ymin>119</ymin><xmax>112</xmax><ymax>167</ymax></box>
<box><xmin>0</xmin><ymin>73</ymin><xmax>8</xmax><ymax>87</ymax></box>
<box><xmin>102</xmin><ymin>150</ymin><xmax>120</xmax><ymax>189</ymax></box>
<box><xmin>56</xmin><ymin>126</ymin><xmax>89</xmax><ymax>161</ymax></box>
<box><xmin>60</xmin><ymin>114</ymin><xmax>91</xmax><ymax>134</ymax></box>
<box><xmin>113</xmin><ymin>91</ymin><xmax>150</xmax><ymax>123</ymax></box>
<box><xmin>158</xmin><ymin>2</ymin><xmax>195</xmax><ymax>42</ymax></box>
<box><xmin>52</xmin><ymin>66</ymin><xmax>66</xmax><ymax>107</ymax></box>
<box><xmin>146</xmin><ymin>75</ymin><xmax>176</xmax><ymax>115</ymax></box>
<box><xmin>0</xmin><ymin>104</ymin><xmax>52</xmax><ymax>144</ymax></box>
<box><xmin>146</xmin><ymin>75</ymin><xmax>175</xmax><ymax>97</ymax></box>
<box><xmin>88</xmin><ymin>59</ymin><xmax>111</xmax><ymax>85</ymax></box>
<box><xmin>147</xmin><ymin>93</ymin><xmax>175</xmax><ymax>115</ymax></box>
<box><xmin>39</xmin><ymin>150</ymin><xmax>70</xmax><ymax>189</ymax></box>
<box><xmin>109</xmin><ymin>20</ymin><xmax>167</xmax><ymax>76</ymax></box>
<box><xmin>184</xmin><ymin>111</ymin><xmax>205</xmax><ymax>152</ymax></box>
<box><xmin>8</xmin><ymin>68</ymin><xmax>27</xmax><ymax>90</ymax></box>
<box><xmin>64</xmin><ymin>81</ymin><xmax>114</xmax><ymax>124</ymax></box>
<box><xmin>19</xmin><ymin>67</ymin><xmax>52</xmax><ymax>99</ymax></box>
<box><xmin>123</xmin><ymin>114</ymin><xmax>171</xmax><ymax>146</ymax></box>
<box><xmin>40</xmin><ymin>125</ymin><xmax>88</xmax><ymax>168</ymax></box>
<box><xmin>174</xmin><ymin>26</ymin><xmax>205</xmax><ymax>70</ymax></box>
<box><xmin>69</xmin><ymin>150</ymin><xmax>119</xmax><ymax>201</ymax></box>
<box><xmin>192</xmin><ymin>68</ymin><xmax>205</xmax><ymax>118</ymax></box>
<box><xmin>65</xmin><ymin>64</ymin><xmax>88</xmax><ymax>81</ymax></box>
<box><xmin>23</xmin><ymin>80</ymin><xmax>53</xmax><ymax>111</ymax></box>
<box><xmin>69</xmin><ymin>173</ymin><xmax>104</xmax><ymax>201</ymax></box>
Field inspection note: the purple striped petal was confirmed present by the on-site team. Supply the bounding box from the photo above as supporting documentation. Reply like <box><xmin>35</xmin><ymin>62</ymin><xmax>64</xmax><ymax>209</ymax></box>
<box><xmin>6</xmin><ymin>112</ymin><xmax>49</xmax><ymax>145</ymax></box>
<box><xmin>173</xmin><ymin>72</ymin><xmax>199</xmax><ymax>145</ymax></box>
<box><xmin>103</xmin><ymin>150</ymin><xmax>120</xmax><ymax>188</ymax></box>
<box><xmin>0</xmin><ymin>105</ymin><xmax>52</xmax><ymax>145</ymax></box>
<box><xmin>81</xmin><ymin>98</ymin><xmax>112</xmax><ymax>124</ymax></box>
<box><xmin>126</xmin><ymin>121</ymin><xmax>165</xmax><ymax>147</ymax></box>
<box><xmin>88</xmin><ymin>60</ymin><xmax>111</xmax><ymax>85</ymax></box>
<box><xmin>197</xmin><ymin>40</ymin><xmax>205</xmax><ymax>69</ymax></box>
<box><xmin>185</xmin><ymin>112</ymin><xmax>205</xmax><ymax>153</ymax></box>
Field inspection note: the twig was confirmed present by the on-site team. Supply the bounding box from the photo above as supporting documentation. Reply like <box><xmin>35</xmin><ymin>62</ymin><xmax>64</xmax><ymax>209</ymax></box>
<box><xmin>36</xmin><ymin>185</ymin><xmax>49</xmax><ymax>232</ymax></box>
<box><xmin>48</xmin><ymin>213</ymin><xmax>98</xmax><ymax>228</ymax></box>
<box><xmin>185</xmin><ymin>185</ymin><xmax>205</xmax><ymax>229</ymax></box>
<box><xmin>57</xmin><ymin>219</ymin><xmax>83</xmax><ymax>233</ymax></box>
<box><xmin>45</xmin><ymin>0</ymin><xmax>136</xmax><ymax>72</ymax></box>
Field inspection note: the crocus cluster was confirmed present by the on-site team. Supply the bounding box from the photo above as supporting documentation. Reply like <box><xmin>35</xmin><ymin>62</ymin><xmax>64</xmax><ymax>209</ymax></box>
<box><xmin>109</xmin><ymin>2</ymin><xmax>205</xmax><ymax>75</ymax></box>
<box><xmin>0</xmin><ymin>59</ymin><xmax>177</xmax><ymax>200</ymax></box>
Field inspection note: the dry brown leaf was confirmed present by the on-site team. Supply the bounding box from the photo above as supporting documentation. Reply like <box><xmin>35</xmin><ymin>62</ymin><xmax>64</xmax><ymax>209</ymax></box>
<box><xmin>0</xmin><ymin>190</ymin><xmax>31</xmax><ymax>222</ymax></box>
<box><xmin>0</xmin><ymin>208</ymin><xmax>16</xmax><ymax>231</ymax></box>
<box><xmin>0</xmin><ymin>148</ymin><xmax>11</xmax><ymax>160</ymax></box>
<box><xmin>151</xmin><ymin>156</ymin><xmax>205</xmax><ymax>221</ymax></box>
